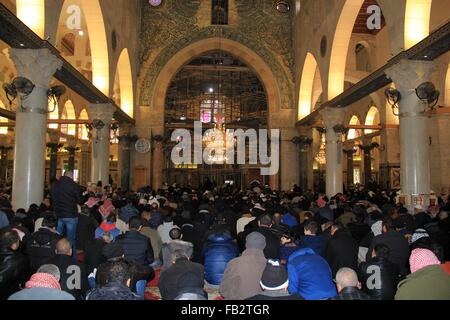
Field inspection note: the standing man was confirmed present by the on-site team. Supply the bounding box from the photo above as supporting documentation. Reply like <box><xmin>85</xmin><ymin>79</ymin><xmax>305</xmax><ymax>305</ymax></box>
<box><xmin>51</xmin><ymin>171</ymin><xmax>81</xmax><ymax>260</ymax></box>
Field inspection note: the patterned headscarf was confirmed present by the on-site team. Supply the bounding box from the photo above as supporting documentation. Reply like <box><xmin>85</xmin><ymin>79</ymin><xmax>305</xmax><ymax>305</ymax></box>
<box><xmin>411</xmin><ymin>228</ymin><xmax>429</xmax><ymax>244</ymax></box>
<box><xmin>99</xmin><ymin>199</ymin><xmax>115</xmax><ymax>217</ymax></box>
<box><xmin>25</xmin><ymin>273</ymin><xmax>61</xmax><ymax>290</ymax></box>
<box><xmin>409</xmin><ymin>248</ymin><xmax>440</xmax><ymax>273</ymax></box>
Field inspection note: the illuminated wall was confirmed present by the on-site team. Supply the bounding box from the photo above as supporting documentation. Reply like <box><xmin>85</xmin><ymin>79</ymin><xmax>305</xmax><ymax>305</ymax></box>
<box><xmin>16</xmin><ymin>0</ymin><xmax>45</xmax><ymax>38</ymax></box>
<box><xmin>365</xmin><ymin>106</ymin><xmax>380</xmax><ymax>134</ymax></box>
<box><xmin>116</xmin><ymin>48</ymin><xmax>134</xmax><ymax>118</ymax></box>
<box><xmin>404</xmin><ymin>0</ymin><xmax>432</xmax><ymax>49</ymax></box>
<box><xmin>328</xmin><ymin>0</ymin><xmax>364</xmax><ymax>100</ymax></box>
<box><xmin>298</xmin><ymin>53</ymin><xmax>319</xmax><ymax>120</ymax></box>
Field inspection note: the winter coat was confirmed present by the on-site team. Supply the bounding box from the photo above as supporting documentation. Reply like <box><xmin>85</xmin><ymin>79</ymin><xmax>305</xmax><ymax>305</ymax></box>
<box><xmin>298</xmin><ymin>235</ymin><xmax>326</xmax><ymax>257</ymax></box>
<box><xmin>87</xmin><ymin>282</ymin><xmax>140</xmax><ymax>300</ymax></box>
<box><xmin>157</xmin><ymin>222</ymin><xmax>179</xmax><ymax>244</ymax></box>
<box><xmin>325</xmin><ymin>228</ymin><xmax>359</xmax><ymax>277</ymax></box>
<box><xmin>0</xmin><ymin>248</ymin><xmax>29</xmax><ymax>300</ymax></box>
<box><xmin>116</xmin><ymin>230</ymin><xmax>154</xmax><ymax>266</ymax></box>
<box><xmin>25</xmin><ymin>227</ymin><xmax>62</xmax><ymax>272</ymax></box>
<box><xmin>48</xmin><ymin>254</ymin><xmax>89</xmax><ymax>300</ymax></box>
<box><xmin>8</xmin><ymin>287</ymin><xmax>75</xmax><ymax>300</ymax></box>
<box><xmin>203</xmin><ymin>232</ymin><xmax>239</xmax><ymax>285</ymax></box>
<box><xmin>359</xmin><ymin>256</ymin><xmax>399</xmax><ymax>300</ymax></box>
<box><xmin>219</xmin><ymin>248</ymin><xmax>267</xmax><ymax>300</ymax></box>
<box><xmin>158</xmin><ymin>257</ymin><xmax>204</xmax><ymax>300</ymax></box>
<box><xmin>288</xmin><ymin>248</ymin><xmax>337</xmax><ymax>300</ymax></box>
<box><xmin>76</xmin><ymin>214</ymin><xmax>98</xmax><ymax>251</ymax></box>
<box><xmin>50</xmin><ymin>176</ymin><xmax>81</xmax><ymax>219</ymax></box>
<box><xmin>366</xmin><ymin>231</ymin><xmax>410</xmax><ymax>276</ymax></box>
<box><xmin>256</xmin><ymin>226</ymin><xmax>281</xmax><ymax>260</ymax></box>
<box><xmin>119</xmin><ymin>203</ymin><xmax>138</xmax><ymax>223</ymax></box>
<box><xmin>140</xmin><ymin>226</ymin><xmax>163</xmax><ymax>259</ymax></box>
<box><xmin>160</xmin><ymin>240</ymin><xmax>194</xmax><ymax>272</ymax></box>
<box><xmin>395</xmin><ymin>263</ymin><xmax>450</xmax><ymax>300</ymax></box>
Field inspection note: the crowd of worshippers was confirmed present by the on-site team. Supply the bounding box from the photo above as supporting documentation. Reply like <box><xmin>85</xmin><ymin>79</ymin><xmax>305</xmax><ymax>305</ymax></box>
<box><xmin>0</xmin><ymin>176</ymin><xmax>449</xmax><ymax>300</ymax></box>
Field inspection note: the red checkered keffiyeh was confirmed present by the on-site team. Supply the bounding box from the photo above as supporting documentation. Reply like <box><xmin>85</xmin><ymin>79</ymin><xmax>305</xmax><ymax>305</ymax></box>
<box><xmin>25</xmin><ymin>273</ymin><xmax>61</xmax><ymax>290</ymax></box>
<box><xmin>409</xmin><ymin>248</ymin><xmax>440</xmax><ymax>273</ymax></box>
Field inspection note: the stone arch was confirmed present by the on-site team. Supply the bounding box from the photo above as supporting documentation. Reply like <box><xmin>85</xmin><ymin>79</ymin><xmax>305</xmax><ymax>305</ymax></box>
<box><xmin>364</xmin><ymin>106</ymin><xmax>381</xmax><ymax>134</ymax></box>
<box><xmin>54</xmin><ymin>0</ymin><xmax>110</xmax><ymax>95</ymax></box>
<box><xmin>78</xmin><ymin>108</ymin><xmax>89</xmax><ymax>140</ymax></box>
<box><xmin>355</xmin><ymin>41</ymin><xmax>372</xmax><ymax>72</ymax></box>
<box><xmin>149</xmin><ymin>37</ymin><xmax>282</xmax><ymax>125</ymax></box>
<box><xmin>61</xmin><ymin>100</ymin><xmax>77</xmax><ymax>136</ymax></box>
<box><xmin>348</xmin><ymin>115</ymin><xmax>362</xmax><ymax>140</ymax></box>
<box><xmin>298</xmin><ymin>52</ymin><xmax>323</xmax><ymax>120</ymax></box>
<box><xmin>445</xmin><ymin>62</ymin><xmax>450</xmax><ymax>107</ymax></box>
<box><xmin>113</xmin><ymin>48</ymin><xmax>134</xmax><ymax>118</ymax></box>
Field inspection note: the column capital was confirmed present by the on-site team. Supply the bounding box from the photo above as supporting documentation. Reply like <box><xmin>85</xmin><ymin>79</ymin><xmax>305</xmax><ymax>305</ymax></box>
<box><xmin>320</xmin><ymin>107</ymin><xmax>346</xmax><ymax>129</ymax></box>
<box><xmin>88</xmin><ymin>104</ymin><xmax>115</xmax><ymax>125</ymax></box>
<box><xmin>343</xmin><ymin>141</ymin><xmax>357</xmax><ymax>153</ymax></box>
<box><xmin>385</xmin><ymin>59</ymin><xmax>436</xmax><ymax>92</ymax></box>
<box><xmin>8</xmin><ymin>49</ymin><xmax>62</xmax><ymax>87</ymax></box>
<box><xmin>65</xmin><ymin>136</ymin><xmax>78</xmax><ymax>148</ymax></box>
<box><xmin>47</xmin><ymin>129</ymin><xmax>61</xmax><ymax>144</ymax></box>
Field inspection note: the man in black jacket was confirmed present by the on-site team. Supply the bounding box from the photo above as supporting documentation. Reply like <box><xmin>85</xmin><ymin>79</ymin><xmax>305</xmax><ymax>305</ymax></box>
<box><xmin>325</xmin><ymin>222</ymin><xmax>358</xmax><ymax>277</ymax></box>
<box><xmin>256</xmin><ymin>214</ymin><xmax>280</xmax><ymax>259</ymax></box>
<box><xmin>359</xmin><ymin>243</ymin><xmax>399</xmax><ymax>300</ymax></box>
<box><xmin>366</xmin><ymin>218</ymin><xmax>409</xmax><ymax>277</ymax></box>
<box><xmin>116</xmin><ymin>216</ymin><xmax>154</xmax><ymax>266</ymax></box>
<box><xmin>48</xmin><ymin>238</ymin><xmax>88</xmax><ymax>300</ymax></box>
<box><xmin>0</xmin><ymin>230</ymin><xmax>29</xmax><ymax>300</ymax></box>
<box><xmin>158</xmin><ymin>250</ymin><xmax>204</xmax><ymax>300</ymax></box>
<box><xmin>25</xmin><ymin>214</ymin><xmax>62</xmax><ymax>272</ymax></box>
<box><xmin>51</xmin><ymin>171</ymin><xmax>81</xmax><ymax>259</ymax></box>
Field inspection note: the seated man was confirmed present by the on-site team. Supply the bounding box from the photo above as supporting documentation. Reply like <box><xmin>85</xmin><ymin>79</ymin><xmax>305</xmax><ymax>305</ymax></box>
<box><xmin>358</xmin><ymin>244</ymin><xmax>399</xmax><ymax>300</ymax></box>
<box><xmin>158</xmin><ymin>250</ymin><xmax>204</xmax><ymax>300</ymax></box>
<box><xmin>25</xmin><ymin>214</ymin><xmax>62</xmax><ymax>273</ymax></box>
<box><xmin>0</xmin><ymin>229</ymin><xmax>29</xmax><ymax>300</ymax></box>
<box><xmin>330</xmin><ymin>268</ymin><xmax>372</xmax><ymax>300</ymax></box>
<box><xmin>219</xmin><ymin>232</ymin><xmax>267</xmax><ymax>300</ymax></box>
<box><xmin>247</xmin><ymin>260</ymin><xmax>303</xmax><ymax>300</ymax></box>
<box><xmin>87</xmin><ymin>260</ymin><xmax>139</xmax><ymax>300</ymax></box>
<box><xmin>116</xmin><ymin>216</ymin><xmax>154</xmax><ymax>266</ymax></box>
<box><xmin>298</xmin><ymin>220</ymin><xmax>326</xmax><ymax>257</ymax></box>
<box><xmin>287</xmin><ymin>247</ymin><xmax>337</xmax><ymax>300</ymax></box>
<box><xmin>160</xmin><ymin>228</ymin><xmax>194</xmax><ymax>272</ymax></box>
<box><xmin>8</xmin><ymin>264</ymin><xmax>75</xmax><ymax>300</ymax></box>
<box><xmin>48</xmin><ymin>238</ymin><xmax>88</xmax><ymax>299</ymax></box>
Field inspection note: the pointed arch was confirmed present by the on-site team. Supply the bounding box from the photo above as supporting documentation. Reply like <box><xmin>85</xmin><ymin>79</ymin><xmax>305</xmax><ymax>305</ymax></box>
<box><xmin>298</xmin><ymin>52</ymin><xmax>322</xmax><ymax>120</ymax></box>
<box><xmin>405</xmin><ymin>0</ymin><xmax>433</xmax><ymax>49</ymax></box>
<box><xmin>61</xmin><ymin>100</ymin><xmax>77</xmax><ymax>136</ymax></box>
<box><xmin>365</xmin><ymin>106</ymin><xmax>380</xmax><ymax>134</ymax></box>
<box><xmin>348</xmin><ymin>115</ymin><xmax>362</xmax><ymax>140</ymax></box>
<box><xmin>78</xmin><ymin>108</ymin><xmax>89</xmax><ymax>140</ymax></box>
<box><xmin>114</xmin><ymin>48</ymin><xmax>134</xmax><ymax>118</ymax></box>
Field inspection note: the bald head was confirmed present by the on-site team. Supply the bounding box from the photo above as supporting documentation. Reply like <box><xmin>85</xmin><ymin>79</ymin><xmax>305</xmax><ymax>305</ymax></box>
<box><xmin>335</xmin><ymin>268</ymin><xmax>360</xmax><ymax>292</ymax></box>
<box><xmin>56</xmin><ymin>238</ymin><xmax>72</xmax><ymax>256</ymax></box>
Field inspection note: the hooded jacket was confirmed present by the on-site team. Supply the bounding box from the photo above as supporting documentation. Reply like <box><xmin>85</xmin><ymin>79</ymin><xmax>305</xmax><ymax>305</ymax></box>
<box><xmin>287</xmin><ymin>248</ymin><xmax>337</xmax><ymax>300</ymax></box>
<box><xmin>203</xmin><ymin>232</ymin><xmax>239</xmax><ymax>285</ymax></box>
<box><xmin>87</xmin><ymin>282</ymin><xmax>140</xmax><ymax>300</ymax></box>
<box><xmin>25</xmin><ymin>227</ymin><xmax>62</xmax><ymax>272</ymax></box>
<box><xmin>219</xmin><ymin>248</ymin><xmax>267</xmax><ymax>300</ymax></box>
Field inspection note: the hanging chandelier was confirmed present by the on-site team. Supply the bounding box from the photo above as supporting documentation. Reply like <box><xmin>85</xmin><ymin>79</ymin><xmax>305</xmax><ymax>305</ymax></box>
<box><xmin>315</xmin><ymin>134</ymin><xmax>326</xmax><ymax>165</ymax></box>
<box><xmin>202</xmin><ymin>114</ymin><xmax>234</xmax><ymax>164</ymax></box>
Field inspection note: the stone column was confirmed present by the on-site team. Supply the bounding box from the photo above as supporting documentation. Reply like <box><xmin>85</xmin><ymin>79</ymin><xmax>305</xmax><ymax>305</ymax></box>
<box><xmin>343</xmin><ymin>141</ymin><xmax>357</xmax><ymax>189</ymax></box>
<box><xmin>152</xmin><ymin>134</ymin><xmax>164</xmax><ymax>189</ymax></box>
<box><xmin>47</xmin><ymin>129</ymin><xmax>62</xmax><ymax>183</ymax></box>
<box><xmin>9</xmin><ymin>49</ymin><xmax>62</xmax><ymax>210</ymax></box>
<box><xmin>79</xmin><ymin>141</ymin><xmax>91</xmax><ymax>187</ymax></box>
<box><xmin>89</xmin><ymin>104</ymin><xmax>115</xmax><ymax>187</ymax></box>
<box><xmin>118</xmin><ymin>125</ymin><xmax>137</xmax><ymax>191</ymax></box>
<box><xmin>359</xmin><ymin>137</ymin><xmax>379</xmax><ymax>187</ymax></box>
<box><xmin>292</xmin><ymin>135</ymin><xmax>313</xmax><ymax>192</ymax></box>
<box><xmin>320</xmin><ymin>108</ymin><xmax>346</xmax><ymax>196</ymax></box>
<box><xmin>386</xmin><ymin>59</ymin><xmax>436</xmax><ymax>210</ymax></box>
<box><xmin>65</xmin><ymin>136</ymin><xmax>79</xmax><ymax>172</ymax></box>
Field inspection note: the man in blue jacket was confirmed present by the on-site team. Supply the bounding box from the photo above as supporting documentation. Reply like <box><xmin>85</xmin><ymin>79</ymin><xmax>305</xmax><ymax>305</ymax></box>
<box><xmin>298</xmin><ymin>220</ymin><xmax>326</xmax><ymax>257</ymax></box>
<box><xmin>287</xmin><ymin>247</ymin><xmax>337</xmax><ymax>300</ymax></box>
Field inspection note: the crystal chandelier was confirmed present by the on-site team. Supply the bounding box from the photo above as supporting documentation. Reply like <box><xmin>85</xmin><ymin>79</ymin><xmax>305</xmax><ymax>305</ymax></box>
<box><xmin>202</xmin><ymin>115</ymin><xmax>234</xmax><ymax>164</ymax></box>
<box><xmin>315</xmin><ymin>134</ymin><xmax>326</xmax><ymax>165</ymax></box>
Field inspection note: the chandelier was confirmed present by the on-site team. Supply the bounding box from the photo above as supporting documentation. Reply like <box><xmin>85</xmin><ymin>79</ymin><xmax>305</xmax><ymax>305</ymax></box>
<box><xmin>202</xmin><ymin>114</ymin><xmax>234</xmax><ymax>164</ymax></box>
<box><xmin>315</xmin><ymin>134</ymin><xmax>326</xmax><ymax>165</ymax></box>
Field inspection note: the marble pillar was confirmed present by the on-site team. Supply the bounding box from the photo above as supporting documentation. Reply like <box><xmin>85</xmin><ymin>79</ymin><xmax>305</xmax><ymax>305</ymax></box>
<box><xmin>9</xmin><ymin>49</ymin><xmax>62</xmax><ymax>210</ymax></box>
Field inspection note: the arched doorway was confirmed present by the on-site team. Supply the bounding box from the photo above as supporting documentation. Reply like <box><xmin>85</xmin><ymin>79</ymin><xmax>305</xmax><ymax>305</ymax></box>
<box><xmin>164</xmin><ymin>51</ymin><xmax>268</xmax><ymax>189</ymax></box>
<box><xmin>147</xmin><ymin>37</ymin><xmax>283</xmax><ymax>189</ymax></box>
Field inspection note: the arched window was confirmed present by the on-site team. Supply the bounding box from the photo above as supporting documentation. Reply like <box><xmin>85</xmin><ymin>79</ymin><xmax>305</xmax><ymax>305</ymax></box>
<box><xmin>347</xmin><ymin>115</ymin><xmax>361</xmax><ymax>140</ymax></box>
<box><xmin>78</xmin><ymin>109</ymin><xmax>89</xmax><ymax>140</ymax></box>
<box><xmin>212</xmin><ymin>0</ymin><xmax>228</xmax><ymax>25</ymax></box>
